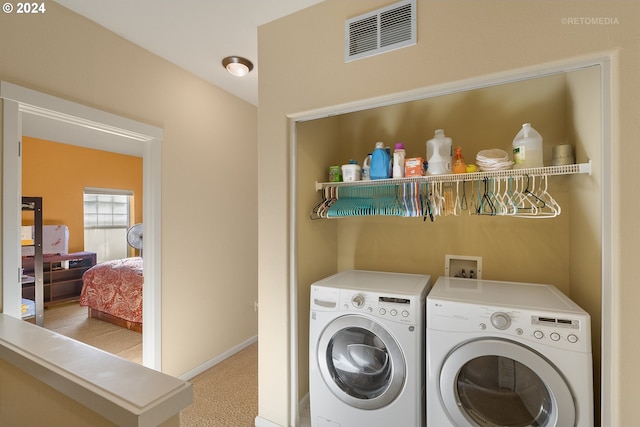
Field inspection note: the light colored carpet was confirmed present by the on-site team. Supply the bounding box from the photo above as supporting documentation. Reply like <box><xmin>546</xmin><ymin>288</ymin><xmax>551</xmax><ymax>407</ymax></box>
<box><xmin>180</xmin><ymin>342</ymin><xmax>258</xmax><ymax>427</ymax></box>
<box><xmin>41</xmin><ymin>302</ymin><xmax>258</xmax><ymax>426</ymax></box>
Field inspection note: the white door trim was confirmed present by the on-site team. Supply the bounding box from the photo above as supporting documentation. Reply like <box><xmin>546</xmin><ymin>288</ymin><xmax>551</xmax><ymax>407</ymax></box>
<box><xmin>1</xmin><ymin>81</ymin><xmax>163</xmax><ymax>370</ymax></box>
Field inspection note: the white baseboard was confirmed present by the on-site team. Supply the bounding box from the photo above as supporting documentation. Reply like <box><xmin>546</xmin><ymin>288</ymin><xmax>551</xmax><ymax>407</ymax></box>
<box><xmin>254</xmin><ymin>415</ymin><xmax>284</xmax><ymax>427</ymax></box>
<box><xmin>178</xmin><ymin>335</ymin><xmax>257</xmax><ymax>381</ymax></box>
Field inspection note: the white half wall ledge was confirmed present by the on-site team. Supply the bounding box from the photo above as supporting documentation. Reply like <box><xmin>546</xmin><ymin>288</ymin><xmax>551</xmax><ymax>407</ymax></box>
<box><xmin>0</xmin><ymin>314</ymin><xmax>192</xmax><ymax>427</ymax></box>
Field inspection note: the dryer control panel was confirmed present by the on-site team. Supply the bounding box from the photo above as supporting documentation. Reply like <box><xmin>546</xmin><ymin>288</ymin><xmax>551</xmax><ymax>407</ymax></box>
<box><xmin>428</xmin><ymin>300</ymin><xmax>591</xmax><ymax>353</ymax></box>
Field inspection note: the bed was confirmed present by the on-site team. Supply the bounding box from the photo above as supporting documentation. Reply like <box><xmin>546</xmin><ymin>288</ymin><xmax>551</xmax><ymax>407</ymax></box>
<box><xmin>80</xmin><ymin>257</ymin><xmax>143</xmax><ymax>333</ymax></box>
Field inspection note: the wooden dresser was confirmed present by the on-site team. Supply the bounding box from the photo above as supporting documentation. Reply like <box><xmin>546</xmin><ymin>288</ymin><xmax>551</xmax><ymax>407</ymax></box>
<box><xmin>22</xmin><ymin>252</ymin><xmax>97</xmax><ymax>306</ymax></box>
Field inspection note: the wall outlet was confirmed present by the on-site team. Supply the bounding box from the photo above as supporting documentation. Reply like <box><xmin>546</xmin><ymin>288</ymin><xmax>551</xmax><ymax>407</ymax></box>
<box><xmin>445</xmin><ymin>255</ymin><xmax>482</xmax><ymax>279</ymax></box>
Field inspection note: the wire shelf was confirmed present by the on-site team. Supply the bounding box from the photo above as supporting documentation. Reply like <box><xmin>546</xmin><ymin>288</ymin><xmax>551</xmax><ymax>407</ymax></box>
<box><xmin>311</xmin><ymin>161</ymin><xmax>592</xmax><ymax>220</ymax></box>
<box><xmin>315</xmin><ymin>161</ymin><xmax>591</xmax><ymax>191</ymax></box>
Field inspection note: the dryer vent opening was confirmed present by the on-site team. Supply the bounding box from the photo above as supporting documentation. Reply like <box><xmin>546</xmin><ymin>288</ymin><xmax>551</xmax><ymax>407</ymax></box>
<box><xmin>345</xmin><ymin>0</ymin><xmax>417</xmax><ymax>63</ymax></box>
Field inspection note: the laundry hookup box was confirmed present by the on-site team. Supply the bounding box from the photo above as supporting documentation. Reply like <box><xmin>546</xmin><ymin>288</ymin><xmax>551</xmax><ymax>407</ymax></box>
<box><xmin>21</xmin><ymin>225</ymin><xmax>70</xmax><ymax>256</ymax></box>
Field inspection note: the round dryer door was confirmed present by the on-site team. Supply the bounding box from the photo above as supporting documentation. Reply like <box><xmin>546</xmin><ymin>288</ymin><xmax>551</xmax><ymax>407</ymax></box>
<box><xmin>439</xmin><ymin>338</ymin><xmax>575</xmax><ymax>427</ymax></box>
<box><xmin>317</xmin><ymin>314</ymin><xmax>405</xmax><ymax>410</ymax></box>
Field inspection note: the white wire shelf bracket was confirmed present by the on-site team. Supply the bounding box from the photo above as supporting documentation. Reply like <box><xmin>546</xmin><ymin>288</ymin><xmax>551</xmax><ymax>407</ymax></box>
<box><xmin>315</xmin><ymin>161</ymin><xmax>591</xmax><ymax>191</ymax></box>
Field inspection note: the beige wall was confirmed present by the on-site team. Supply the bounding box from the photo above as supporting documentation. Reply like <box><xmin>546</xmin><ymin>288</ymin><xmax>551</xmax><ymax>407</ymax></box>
<box><xmin>295</xmin><ymin>116</ymin><xmax>341</xmax><ymax>403</ymax></box>
<box><xmin>0</xmin><ymin>1</ymin><xmax>258</xmax><ymax>380</ymax></box>
<box><xmin>0</xmin><ymin>358</ymin><xmax>181</xmax><ymax>427</ymax></box>
<box><xmin>0</xmin><ymin>358</ymin><xmax>116</xmax><ymax>427</ymax></box>
<box><xmin>259</xmin><ymin>1</ymin><xmax>638</xmax><ymax>426</ymax></box>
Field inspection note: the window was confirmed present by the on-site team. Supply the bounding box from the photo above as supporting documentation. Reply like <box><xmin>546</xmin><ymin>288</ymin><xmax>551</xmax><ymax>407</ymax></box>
<box><xmin>83</xmin><ymin>188</ymin><xmax>133</xmax><ymax>262</ymax></box>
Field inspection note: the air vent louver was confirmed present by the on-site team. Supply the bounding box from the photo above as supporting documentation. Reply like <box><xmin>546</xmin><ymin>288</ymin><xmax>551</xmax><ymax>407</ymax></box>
<box><xmin>345</xmin><ymin>0</ymin><xmax>416</xmax><ymax>62</ymax></box>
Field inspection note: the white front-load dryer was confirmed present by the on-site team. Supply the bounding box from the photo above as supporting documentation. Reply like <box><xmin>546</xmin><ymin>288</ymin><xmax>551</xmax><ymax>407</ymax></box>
<box><xmin>426</xmin><ymin>277</ymin><xmax>594</xmax><ymax>427</ymax></box>
<box><xmin>309</xmin><ymin>270</ymin><xmax>432</xmax><ymax>427</ymax></box>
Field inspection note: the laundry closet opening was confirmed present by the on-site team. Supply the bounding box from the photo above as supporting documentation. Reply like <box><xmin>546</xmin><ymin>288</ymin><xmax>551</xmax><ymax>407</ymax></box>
<box><xmin>293</xmin><ymin>64</ymin><xmax>605</xmax><ymax>423</ymax></box>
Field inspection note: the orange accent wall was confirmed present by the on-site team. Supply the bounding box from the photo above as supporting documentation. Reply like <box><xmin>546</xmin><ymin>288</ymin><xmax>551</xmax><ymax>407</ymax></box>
<box><xmin>21</xmin><ymin>136</ymin><xmax>143</xmax><ymax>253</ymax></box>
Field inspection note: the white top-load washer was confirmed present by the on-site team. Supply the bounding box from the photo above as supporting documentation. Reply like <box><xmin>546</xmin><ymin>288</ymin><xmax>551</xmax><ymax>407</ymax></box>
<box><xmin>427</xmin><ymin>276</ymin><xmax>594</xmax><ymax>427</ymax></box>
<box><xmin>309</xmin><ymin>270</ymin><xmax>432</xmax><ymax>427</ymax></box>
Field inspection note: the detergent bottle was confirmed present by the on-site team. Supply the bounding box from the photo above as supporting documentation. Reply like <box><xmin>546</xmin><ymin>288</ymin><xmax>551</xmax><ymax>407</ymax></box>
<box><xmin>341</xmin><ymin>159</ymin><xmax>361</xmax><ymax>182</ymax></box>
<box><xmin>426</xmin><ymin>129</ymin><xmax>452</xmax><ymax>175</ymax></box>
<box><xmin>362</xmin><ymin>153</ymin><xmax>372</xmax><ymax>180</ymax></box>
<box><xmin>369</xmin><ymin>142</ymin><xmax>391</xmax><ymax>180</ymax></box>
<box><xmin>512</xmin><ymin>123</ymin><xmax>543</xmax><ymax>169</ymax></box>
<box><xmin>392</xmin><ymin>143</ymin><xmax>406</xmax><ymax>178</ymax></box>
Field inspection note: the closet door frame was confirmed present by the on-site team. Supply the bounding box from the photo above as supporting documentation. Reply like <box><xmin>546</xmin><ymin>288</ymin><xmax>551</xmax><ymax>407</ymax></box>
<box><xmin>287</xmin><ymin>54</ymin><xmax>613</xmax><ymax>426</ymax></box>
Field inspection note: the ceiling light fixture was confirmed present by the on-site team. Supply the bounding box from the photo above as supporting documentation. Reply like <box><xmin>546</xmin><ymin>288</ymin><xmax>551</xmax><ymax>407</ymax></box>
<box><xmin>222</xmin><ymin>56</ymin><xmax>254</xmax><ymax>77</ymax></box>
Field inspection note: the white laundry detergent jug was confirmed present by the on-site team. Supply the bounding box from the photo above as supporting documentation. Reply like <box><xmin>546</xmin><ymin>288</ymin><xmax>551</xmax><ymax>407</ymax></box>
<box><xmin>392</xmin><ymin>143</ymin><xmax>406</xmax><ymax>178</ymax></box>
<box><xmin>512</xmin><ymin>123</ymin><xmax>543</xmax><ymax>169</ymax></box>
<box><xmin>362</xmin><ymin>153</ymin><xmax>372</xmax><ymax>180</ymax></box>
<box><xmin>426</xmin><ymin>129</ymin><xmax>452</xmax><ymax>175</ymax></box>
<box><xmin>341</xmin><ymin>159</ymin><xmax>361</xmax><ymax>182</ymax></box>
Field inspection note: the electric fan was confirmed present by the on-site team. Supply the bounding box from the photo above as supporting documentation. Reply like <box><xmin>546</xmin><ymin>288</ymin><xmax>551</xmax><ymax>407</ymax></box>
<box><xmin>127</xmin><ymin>223</ymin><xmax>143</xmax><ymax>257</ymax></box>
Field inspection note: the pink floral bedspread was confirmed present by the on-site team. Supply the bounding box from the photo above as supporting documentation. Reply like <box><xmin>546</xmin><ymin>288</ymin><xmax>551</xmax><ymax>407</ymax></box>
<box><xmin>80</xmin><ymin>257</ymin><xmax>143</xmax><ymax>324</ymax></box>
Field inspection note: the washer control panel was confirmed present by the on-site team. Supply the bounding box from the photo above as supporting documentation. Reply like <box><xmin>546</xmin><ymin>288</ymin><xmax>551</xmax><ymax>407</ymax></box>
<box><xmin>428</xmin><ymin>300</ymin><xmax>591</xmax><ymax>353</ymax></box>
<box><xmin>340</xmin><ymin>290</ymin><xmax>418</xmax><ymax>325</ymax></box>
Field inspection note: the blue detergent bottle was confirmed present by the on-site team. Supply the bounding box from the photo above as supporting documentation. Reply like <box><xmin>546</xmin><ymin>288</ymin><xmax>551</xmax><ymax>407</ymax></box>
<box><xmin>369</xmin><ymin>142</ymin><xmax>391</xmax><ymax>179</ymax></box>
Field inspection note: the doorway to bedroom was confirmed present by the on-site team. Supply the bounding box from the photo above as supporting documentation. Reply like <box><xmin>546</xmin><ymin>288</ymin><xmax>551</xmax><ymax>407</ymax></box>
<box><xmin>2</xmin><ymin>81</ymin><xmax>163</xmax><ymax>370</ymax></box>
<box><xmin>19</xmin><ymin>136</ymin><xmax>144</xmax><ymax>363</ymax></box>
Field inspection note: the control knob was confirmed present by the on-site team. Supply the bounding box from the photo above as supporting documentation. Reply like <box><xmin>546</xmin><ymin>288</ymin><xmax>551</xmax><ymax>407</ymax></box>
<box><xmin>351</xmin><ymin>294</ymin><xmax>365</xmax><ymax>308</ymax></box>
<box><xmin>490</xmin><ymin>312</ymin><xmax>511</xmax><ymax>330</ymax></box>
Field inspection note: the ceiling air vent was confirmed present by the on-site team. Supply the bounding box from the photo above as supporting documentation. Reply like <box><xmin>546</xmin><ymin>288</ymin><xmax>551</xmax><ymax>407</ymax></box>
<box><xmin>345</xmin><ymin>0</ymin><xmax>416</xmax><ymax>63</ymax></box>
